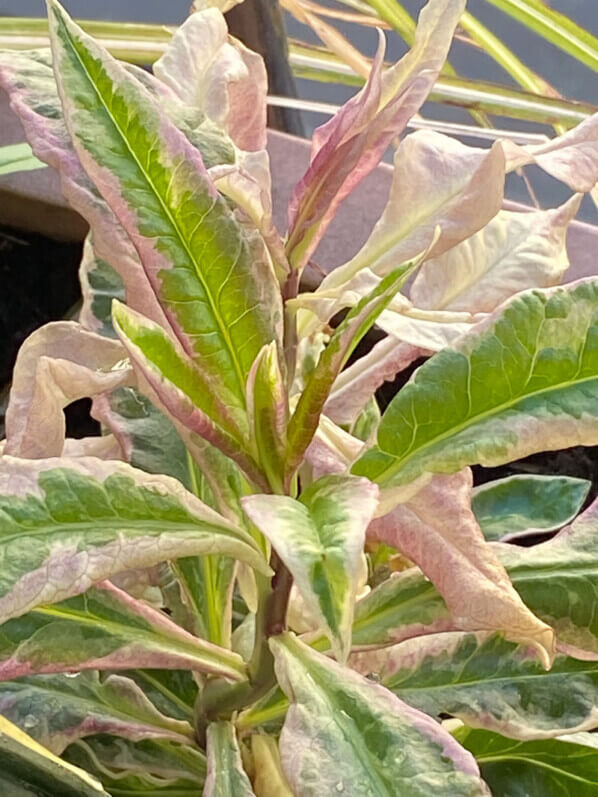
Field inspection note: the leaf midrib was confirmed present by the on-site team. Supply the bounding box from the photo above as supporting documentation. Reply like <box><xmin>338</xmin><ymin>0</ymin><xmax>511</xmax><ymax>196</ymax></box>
<box><xmin>60</xmin><ymin>12</ymin><xmax>248</xmax><ymax>403</ymax></box>
<box><xmin>376</xmin><ymin>366</ymin><xmax>598</xmax><ymax>486</ymax></box>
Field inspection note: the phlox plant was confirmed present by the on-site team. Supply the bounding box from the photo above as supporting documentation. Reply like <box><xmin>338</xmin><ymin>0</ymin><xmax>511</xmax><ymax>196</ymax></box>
<box><xmin>2</xmin><ymin>0</ymin><xmax>598</xmax><ymax>794</ymax></box>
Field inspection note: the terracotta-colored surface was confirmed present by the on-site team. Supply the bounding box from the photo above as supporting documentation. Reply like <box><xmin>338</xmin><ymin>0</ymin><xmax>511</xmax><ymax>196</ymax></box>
<box><xmin>1</xmin><ymin>90</ymin><xmax>597</xmax><ymax>282</ymax></box>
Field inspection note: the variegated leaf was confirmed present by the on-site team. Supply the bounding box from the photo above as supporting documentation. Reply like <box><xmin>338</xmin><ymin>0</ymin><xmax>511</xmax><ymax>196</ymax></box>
<box><xmin>204</xmin><ymin>721</ymin><xmax>255</xmax><ymax>796</ymax></box>
<box><xmin>270</xmin><ymin>633</ymin><xmax>489</xmax><ymax>796</ymax></box>
<box><xmin>354</xmin><ymin>280</ymin><xmax>598</xmax><ymax>490</ymax></box>
<box><xmin>0</xmin><ymin>580</ymin><xmax>246</xmax><ymax>682</ymax></box>
<box><xmin>4</xmin><ymin>321</ymin><xmax>132</xmax><ymax>459</ymax></box>
<box><xmin>243</xmin><ymin>476</ymin><xmax>378</xmax><ymax>661</ymax></box>
<box><xmin>0</xmin><ymin>671</ymin><xmax>193</xmax><ymax>754</ymax></box>
<box><xmin>48</xmin><ymin>0</ymin><xmax>282</xmax><ymax>419</ymax></box>
<box><xmin>285</xmin><ymin>0</ymin><xmax>467</xmax><ymax>272</ymax></box>
<box><xmin>322</xmin><ymin>131</ymin><xmax>505</xmax><ymax>291</ymax></box>
<box><xmin>472</xmin><ymin>474</ymin><xmax>590</xmax><ymax>542</ymax></box>
<box><xmin>0</xmin><ymin>455</ymin><xmax>269</xmax><ymax>624</ymax></box>
<box><xmin>0</xmin><ymin>715</ymin><xmax>109</xmax><ymax>796</ymax></box>
<box><xmin>78</xmin><ymin>234</ymin><xmax>125</xmax><ymax>338</ymax></box>
<box><xmin>368</xmin><ymin>470</ymin><xmax>554</xmax><ymax>666</ymax></box>
<box><xmin>154</xmin><ymin>8</ymin><xmax>267</xmax><ymax>152</ymax></box>
<box><xmin>352</xmin><ymin>632</ymin><xmax>598</xmax><ymax>739</ymax></box>
<box><xmin>410</xmin><ymin>195</ymin><xmax>581</xmax><ymax>313</ymax></box>
<box><xmin>287</xmin><ymin>262</ymin><xmax>416</xmax><ymax>479</ymax></box>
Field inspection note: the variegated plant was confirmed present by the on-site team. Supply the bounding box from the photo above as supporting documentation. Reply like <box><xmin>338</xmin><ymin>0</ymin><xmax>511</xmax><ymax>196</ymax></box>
<box><xmin>2</xmin><ymin>0</ymin><xmax>598</xmax><ymax>793</ymax></box>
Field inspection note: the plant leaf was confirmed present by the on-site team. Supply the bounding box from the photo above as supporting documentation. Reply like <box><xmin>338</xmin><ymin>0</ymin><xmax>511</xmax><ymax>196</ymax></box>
<box><xmin>270</xmin><ymin>633</ymin><xmax>489</xmax><ymax>796</ymax></box>
<box><xmin>410</xmin><ymin>195</ymin><xmax>581</xmax><ymax>313</ymax></box>
<box><xmin>48</xmin><ymin>0</ymin><xmax>282</xmax><ymax>416</ymax></box>
<box><xmin>369</xmin><ymin>469</ymin><xmax>554</xmax><ymax>665</ymax></box>
<box><xmin>251</xmin><ymin>734</ymin><xmax>293</xmax><ymax>797</ymax></box>
<box><xmin>0</xmin><ymin>48</ymin><xmax>170</xmax><ymax>331</ymax></box>
<box><xmin>0</xmin><ymin>140</ymin><xmax>46</xmax><ymax>175</ymax></box>
<box><xmin>0</xmin><ymin>671</ymin><xmax>193</xmax><ymax>754</ymax></box>
<box><xmin>325</xmin><ymin>337</ymin><xmax>428</xmax><ymax>425</ymax></box>
<box><xmin>287</xmin><ymin>262</ymin><xmax>416</xmax><ymax>479</ymax></box>
<box><xmin>154</xmin><ymin>8</ymin><xmax>267</xmax><ymax>152</ymax></box>
<box><xmin>322</xmin><ymin>131</ymin><xmax>505</xmax><ymax>291</ymax></box>
<box><xmin>64</xmin><ymin>737</ymin><xmax>206</xmax><ymax>792</ymax></box>
<box><xmin>455</xmin><ymin>728</ymin><xmax>598</xmax><ymax>796</ymax></box>
<box><xmin>0</xmin><ymin>455</ymin><xmax>269</xmax><ymax>624</ymax></box>
<box><xmin>79</xmin><ymin>234</ymin><xmax>126</xmax><ymax>338</ymax></box>
<box><xmin>0</xmin><ymin>580</ymin><xmax>246</xmax><ymax>682</ymax></box>
<box><xmin>204</xmin><ymin>721</ymin><xmax>255</xmax><ymax>796</ymax></box>
<box><xmin>0</xmin><ymin>715</ymin><xmax>109</xmax><ymax>797</ymax></box>
<box><xmin>354</xmin><ymin>279</ymin><xmax>598</xmax><ymax>490</ymax></box>
<box><xmin>246</xmin><ymin>342</ymin><xmax>288</xmax><ymax>494</ymax></box>
<box><xmin>472</xmin><ymin>474</ymin><xmax>590</xmax><ymax>542</ymax></box>
<box><xmin>112</xmin><ymin>301</ymin><xmax>267</xmax><ymax>488</ymax></box>
<box><xmin>92</xmin><ymin>386</ymin><xmax>192</xmax><ymax>489</ymax></box>
<box><xmin>243</xmin><ymin>475</ymin><xmax>378</xmax><ymax>661</ymax></box>
<box><xmin>4</xmin><ymin>321</ymin><xmax>132</xmax><ymax>459</ymax></box>
<box><xmin>285</xmin><ymin>0</ymin><xmax>467</xmax><ymax>272</ymax></box>
<box><xmin>353</xmin><ymin>631</ymin><xmax>598</xmax><ymax>739</ymax></box>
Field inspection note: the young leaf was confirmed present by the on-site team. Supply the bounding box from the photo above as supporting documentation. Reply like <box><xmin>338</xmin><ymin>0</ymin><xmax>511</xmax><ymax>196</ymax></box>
<box><xmin>270</xmin><ymin>633</ymin><xmax>489</xmax><ymax>796</ymax></box>
<box><xmin>325</xmin><ymin>337</ymin><xmax>428</xmax><ymax>426</ymax></box>
<box><xmin>204</xmin><ymin>721</ymin><xmax>255</xmax><ymax>796</ymax></box>
<box><xmin>456</xmin><ymin>729</ymin><xmax>598</xmax><ymax>796</ymax></box>
<box><xmin>154</xmin><ymin>8</ymin><xmax>267</xmax><ymax>152</ymax></box>
<box><xmin>0</xmin><ymin>715</ymin><xmax>109</xmax><ymax>797</ymax></box>
<box><xmin>243</xmin><ymin>475</ymin><xmax>379</xmax><ymax>661</ymax></box>
<box><xmin>251</xmin><ymin>734</ymin><xmax>293</xmax><ymax>797</ymax></box>
<box><xmin>368</xmin><ymin>470</ymin><xmax>554</xmax><ymax>665</ymax></box>
<box><xmin>322</xmin><ymin>131</ymin><xmax>505</xmax><ymax>291</ymax></box>
<box><xmin>285</xmin><ymin>0</ymin><xmax>467</xmax><ymax>272</ymax></box>
<box><xmin>112</xmin><ymin>301</ymin><xmax>267</xmax><ymax>488</ymax></box>
<box><xmin>0</xmin><ymin>455</ymin><xmax>269</xmax><ymax>624</ymax></box>
<box><xmin>472</xmin><ymin>474</ymin><xmax>590</xmax><ymax>542</ymax></box>
<box><xmin>48</xmin><ymin>0</ymin><xmax>282</xmax><ymax>413</ymax></box>
<box><xmin>0</xmin><ymin>671</ymin><xmax>194</xmax><ymax>754</ymax></box>
<box><xmin>410</xmin><ymin>195</ymin><xmax>582</xmax><ymax>313</ymax></box>
<box><xmin>4</xmin><ymin>321</ymin><xmax>132</xmax><ymax>459</ymax></box>
<box><xmin>246</xmin><ymin>342</ymin><xmax>288</xmax><ymax>494</ymax></box>
<box><xmin>354</xmin><ymin>280</ymin><xmax>598</xmax><ymax>490</ymax></box>
<box><xmin>353</xmin><ymin>632</ymin><xmax>598</xmax><ymax>739</ymax></box>
<box><xmin>287</xmin><ymin>262</ymin><xmax>416</xmax><ymax>479</ymax></box>
<box><xmin>0</xmin><ymin>581</ymin><xmax>247</xmax><ymax>682</ymax></box>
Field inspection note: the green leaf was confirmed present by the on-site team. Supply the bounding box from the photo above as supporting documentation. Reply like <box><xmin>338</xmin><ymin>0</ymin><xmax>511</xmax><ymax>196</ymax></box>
<box><xmin>47</xmin><ymin>0</ymin><xmax>282</xmax><ymax>420</ymax></box>
<box><xmin>246</xmin><ymin>342</ymin><xmax>288</xmax><ymax>494</ymax></box>
<box><xmin>0</xmin><ymin>715</ymin><xmax>109</xmax><ymax>797</ymax></box>
<box><xmin>270</xmin><ymin>633</ymin><xmax>489</xmax><ymax>796</ymax></box>
<box><xmin>243</xmin><ymin>476</ymin><xmax>379</xmax><ymax>662</ymax></box>
<box><xmin>0</xmin><ymin>455</ymin><xmax>269</xmax><ymax>624</ymax></box>
<box><xmin>287</xmin><ymin>261</ymin><xmax>416</xmax><ymax>480</ymax></box>
<box><xmin>0</xmin><ymin>141</ymin><xmax>46</xmax><ymax>176</ymax></box>
<box><xmin>0</xmin><ymin>581</ymin><xmax>246</xmax><ymax>682</ymax></box>
<box><xmin>472</xmin><ymin>474</ymin><xmax>590</xmax><ymax>542</ymax></box>
<box><xmin>456</xmin><ymin>728</ymin><xmax>598</xmax><ymax>796</ymax></box>
<box><xmin>0</xmin><ymin>671</ymin><xmax>193</xmax><ymax>754</ymax></box>
<box><xmin>251</xmin><ymin>734</ymin><xmax>293</xmax><ymax>797</ymax></box>
<box><xmin>354</xmin><ymin>280</ymin><xmax>598</xmax><ymax>491</ymax></box>
<box><xmin>204</xmin><ymin>721</ymin><xmax>255</xmax><ymax>796</ymax></box>
<box><xmin>355</xmin><ymin>632</ymin><xmax>598</xmax><ymax>739</ymax></box>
